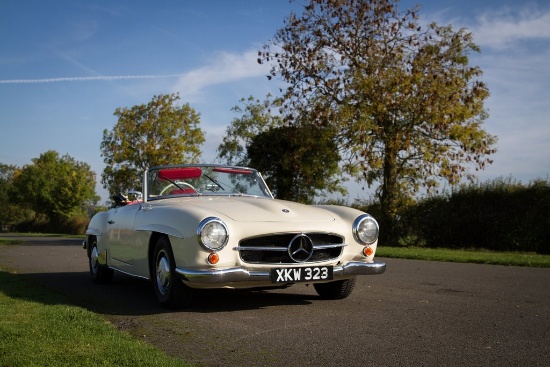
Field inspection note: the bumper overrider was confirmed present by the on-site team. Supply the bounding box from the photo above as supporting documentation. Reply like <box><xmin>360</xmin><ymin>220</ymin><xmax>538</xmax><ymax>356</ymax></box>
<box><xmin>176</xmin><ymin>261</ymin><xmax>386</xmax><ymax>284</ymax></box>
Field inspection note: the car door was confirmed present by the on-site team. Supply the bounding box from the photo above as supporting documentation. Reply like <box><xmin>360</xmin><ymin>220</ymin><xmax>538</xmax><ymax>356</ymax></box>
<box><xmin>107</xmin><ymin>203</ymin><xmax>141</xmax><ymax>273</ymax></box>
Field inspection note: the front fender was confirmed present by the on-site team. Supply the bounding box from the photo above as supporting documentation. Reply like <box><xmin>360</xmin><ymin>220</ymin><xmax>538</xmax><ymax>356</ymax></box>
<box><xmin>85</xmin><ymin>211</ymin><xmax>111</xmax><ymax>237</ymax></box>
<box><xmin>84</xmin><ymin>211</ymin><xmax>111</xmax><ymax>260</ymax></box>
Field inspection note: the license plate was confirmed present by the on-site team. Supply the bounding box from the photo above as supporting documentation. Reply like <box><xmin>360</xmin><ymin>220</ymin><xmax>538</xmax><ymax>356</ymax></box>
<box><xmin>270</xmin><ymin>266</ymin><xmax>333</xmax><ymax>283</ymax></box>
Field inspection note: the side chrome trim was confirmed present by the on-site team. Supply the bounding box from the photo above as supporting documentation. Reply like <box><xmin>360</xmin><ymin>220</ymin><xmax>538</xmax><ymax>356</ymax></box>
<box><xmin>110</xmin><ymin>267</ymin><xmax>150</xmax><ymax>281</ymax></box>
<box><xmin>175</xmin><ymin>261</ymin><xmax>386</xmax><ymax>284</ymax></box>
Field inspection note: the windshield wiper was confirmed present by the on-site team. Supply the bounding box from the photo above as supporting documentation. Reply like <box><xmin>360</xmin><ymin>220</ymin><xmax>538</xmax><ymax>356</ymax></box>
<box><xmin>203</xmin><ymin>173</ymin><xmax>225</xmax><ymax>191</ymax></box>
<box><xmin>158</xmin><ymin>174</ymin><xmax>201</xmax><ymax>195</ymax></box>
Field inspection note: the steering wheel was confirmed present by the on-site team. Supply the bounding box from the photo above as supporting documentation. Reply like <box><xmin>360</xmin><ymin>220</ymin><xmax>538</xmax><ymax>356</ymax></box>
<box><xmin>159</xmin><ymin>181</ymin><xmax>197</xmax><ymax>196</ymax></box>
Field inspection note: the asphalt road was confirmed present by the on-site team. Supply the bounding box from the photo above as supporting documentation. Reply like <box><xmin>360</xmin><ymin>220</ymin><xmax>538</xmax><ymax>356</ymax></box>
<box><xmin>1</xmin><ymin>235</ymin><xmax>549</xmax><ymax>366</ymax></box>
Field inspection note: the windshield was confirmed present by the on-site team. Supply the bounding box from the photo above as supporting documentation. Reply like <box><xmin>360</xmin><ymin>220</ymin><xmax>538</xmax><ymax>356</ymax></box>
<box><xmin>146</xmin><ymin>165</ymin><xmax>272</xmax><ymax>200</ymax></box>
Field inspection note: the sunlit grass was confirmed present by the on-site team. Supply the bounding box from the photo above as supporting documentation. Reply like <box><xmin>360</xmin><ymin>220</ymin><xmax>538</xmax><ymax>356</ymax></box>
<box><xmin>0</xmin><ymin>268</ymin><xmax>190</xmax><ymax>367</ymax></box>
<box><xmin>0</xmin><ymin>237</ymin><xmax>23</xmax><ymax>245</ymax></box>
<box><xmin>0</xmin><ymin>233</ymin><xmax>84</xmax><ymax>245</ymax></box>
<box><xmin>0</xmin><ymin>232</ymin><xmax>85</xmax><ymax>238</ymax></box>
<box><xmin>376</xmin><ymin>246</ymin><xmax>550</xmax><ymax>268</ymax></box>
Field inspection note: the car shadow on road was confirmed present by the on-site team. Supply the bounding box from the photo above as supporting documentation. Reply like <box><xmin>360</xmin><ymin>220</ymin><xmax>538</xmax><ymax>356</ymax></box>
<box><xmin>188</xmin><ymin>287</ymin><xmax>316</xmax><ymax>313</ymax></box>
<box><xmin>1</xmin><ymin>269</ymin><xmax>317</xmax><ymax>316</ymax></box>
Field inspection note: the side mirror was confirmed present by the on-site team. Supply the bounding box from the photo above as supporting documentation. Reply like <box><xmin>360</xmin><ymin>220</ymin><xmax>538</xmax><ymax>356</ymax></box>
<box><xmin>127</xmin><ymin>190</ymin><xmax>142</xmax><ymax>201</ymax></box>
<box><xmin>112</xmin><ymin>193</ymin><xmax>128</xmax><ymax>207</ymax></box>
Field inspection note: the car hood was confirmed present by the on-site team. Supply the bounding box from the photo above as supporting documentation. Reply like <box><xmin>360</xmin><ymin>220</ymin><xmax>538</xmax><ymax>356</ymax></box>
<box><xmin>183</xmin><ymin>196</ymin><xmax>335</xmax><ymax>223</ymax></box>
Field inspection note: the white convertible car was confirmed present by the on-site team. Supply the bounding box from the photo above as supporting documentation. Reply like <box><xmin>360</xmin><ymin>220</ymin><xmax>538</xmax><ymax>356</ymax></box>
<box><xmin>84</xmin><ymin>164</ymin><xmax>385</xmax><ymax>308</ymax></box>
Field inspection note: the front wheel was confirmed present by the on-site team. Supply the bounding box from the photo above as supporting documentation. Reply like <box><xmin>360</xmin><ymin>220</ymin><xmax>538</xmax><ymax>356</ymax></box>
<box><xmin>152</xmin><ymin>236</ymin><xmax>193</xmax><ymax>309</ymax></box>
<box><xmin>313</xmin><ymin>278</ymin><xmax>356</xmax><ymax>300</ymax></box>
<box><xmin>88</xmin><ymin>237</ymin><xmax>114</xmax><ymax>284</ymax></box>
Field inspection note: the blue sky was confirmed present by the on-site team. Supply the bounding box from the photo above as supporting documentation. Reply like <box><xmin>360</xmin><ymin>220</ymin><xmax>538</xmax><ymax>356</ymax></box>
<box><xmin>1</xmin><ymin>0</ymin><xmax>549</xmax><ymax>203</ymax></box>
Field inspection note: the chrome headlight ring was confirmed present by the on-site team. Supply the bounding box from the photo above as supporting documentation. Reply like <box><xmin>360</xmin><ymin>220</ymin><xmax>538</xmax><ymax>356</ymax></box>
<box><xmin>197</xmin><ymin>217</ymin><xmax>229</xmax><ymax>251</ymax></box>
<box><xmin>353</xmin><ymin>214</ymin><xmax>379</xmax><ymax>245</ymax></box>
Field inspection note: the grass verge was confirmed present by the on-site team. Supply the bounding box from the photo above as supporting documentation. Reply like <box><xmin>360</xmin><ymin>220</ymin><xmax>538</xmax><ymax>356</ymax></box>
<box><xmin>0</xmin><ymin>232</ymin><xmax>85</xmax><ymax>239</ymax></box>
<box><xmin>0</xmin><ymin>237</ymin><xmax>23</xmax><ymax>245</ymax></box>
<box><xmin>376</xmin><ymin>246</ymin><xmax>550</xmax><ymax>268</ymax></box>
<box><xmin>0</xmin><ymin>268</ymin><xmax>190</xmax><ymax>367</ymax></box>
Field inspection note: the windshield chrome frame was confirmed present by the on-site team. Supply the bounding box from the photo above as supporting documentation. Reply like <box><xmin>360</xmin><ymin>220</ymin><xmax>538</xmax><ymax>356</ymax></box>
<box><xmin>143</xmin><ymin>164</ymin><xmax>274</xmax><ymax>202</ymax></box>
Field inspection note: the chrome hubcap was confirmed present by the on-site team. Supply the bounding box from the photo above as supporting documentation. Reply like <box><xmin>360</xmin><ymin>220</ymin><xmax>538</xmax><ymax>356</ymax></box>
<box><xmin>90</xmin><ymin>246</ymin><xmax>99</xmax><ymax>274</ymax></box>
<box><xmin>156</xmin><ymin>255</ymin><xmax>171</xmax><ymax>295</ymax></box>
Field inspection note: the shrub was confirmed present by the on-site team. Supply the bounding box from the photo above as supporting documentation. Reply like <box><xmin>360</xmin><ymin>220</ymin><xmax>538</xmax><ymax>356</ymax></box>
<box><xmin>13</xmin><ymin>213</ymin><xmax>90</xmax><ymax>235</ymax></box>
<box><xmin>400</xmin><ymin>178</ymin><xmax>550</xmax><ymax>254</ymax></box>
<box><xmin>62</xmin><ymin>214</ymin><xmax>90</xmax><ymax>235</ymax></box>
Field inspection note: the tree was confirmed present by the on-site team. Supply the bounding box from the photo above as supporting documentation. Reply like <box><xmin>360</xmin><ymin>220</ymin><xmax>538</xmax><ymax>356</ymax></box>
<box><xmin>101</xmin><ymin>93</ymin><xmax>205</xmax><ymax>196</ymax></box>
<box><xmin>0</xmin><ymin>163</ymin><xmax>32</xmax><ymax>226</ymax></box>
<box><xmin>217</xmin><ymin>95</ymin><xmax>345</xmax><ymax>202</ymax></box>
<box><xmin>217</xmin><ymin>95</ymin><xmax>284</xmax><ymax>166</ymax></box>
<box><xmin>9</xmin><ymin>151</ymin><xmax>99</xmax><ymax>225</ymax></box>
<box><xmin>248</xmin><ymin>125</ymin><xmax>345</xmax><ymax>203</ymax></box>
<box><xmin>258</xmin><ymin>0</ymin><xmax>497</xmax><ymax>242</ymax></box>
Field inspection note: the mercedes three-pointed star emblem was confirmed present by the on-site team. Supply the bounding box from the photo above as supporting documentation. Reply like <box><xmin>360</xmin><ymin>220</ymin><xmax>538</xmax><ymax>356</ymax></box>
<box><xmin>288</xmin><ymin>234</ymin><xmax>314</xmax><ymax>263</ymax></box>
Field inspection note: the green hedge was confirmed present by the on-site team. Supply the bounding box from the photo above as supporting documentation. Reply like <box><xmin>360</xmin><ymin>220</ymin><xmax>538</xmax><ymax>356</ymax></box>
<box><xmin>399</xmin><ymin>178</ymin><xmax>550</xmax><ymax>254</ymax></box>
<box><xmin>14</xmin><ymin>213</ymin><xmax>90</xmax><ymax>235</ymax></box>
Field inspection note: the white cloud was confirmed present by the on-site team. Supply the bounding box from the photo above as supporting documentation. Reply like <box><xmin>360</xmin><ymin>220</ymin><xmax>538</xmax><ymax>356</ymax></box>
<box><xmin>471</xmin><ymin>6</ymin><xmax>550</xmax><ymax>49</ymax></box>
<box><xmin>413</xmin><ymin>2</ymin><xmax>550</xmax><ymax>187</ymax></box>
<box><xmin>171</xmin><ymin>50</ymin><xmax>271</xmax><ymax>101</ymax></box>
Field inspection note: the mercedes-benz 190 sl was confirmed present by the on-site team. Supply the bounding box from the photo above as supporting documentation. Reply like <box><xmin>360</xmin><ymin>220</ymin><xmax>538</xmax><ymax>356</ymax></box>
<box><xmin>83</xmin><ymin>164</ymin><xmax>385</xmax><ymax>308</ymax></box>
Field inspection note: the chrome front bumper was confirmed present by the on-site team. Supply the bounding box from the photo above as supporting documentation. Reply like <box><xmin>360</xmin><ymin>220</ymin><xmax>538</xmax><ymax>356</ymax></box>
<box><xmin>175</xmin><ymin>261</ymin><xmax>386</xmax><ymax>284</ymax></box>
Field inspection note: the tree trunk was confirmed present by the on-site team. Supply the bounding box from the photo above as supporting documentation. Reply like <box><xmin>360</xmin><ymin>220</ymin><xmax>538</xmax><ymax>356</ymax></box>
<box><xmin>380</xmin><ymin>139</ymin><xmax>400</xmax><ymax>246</ymax></box>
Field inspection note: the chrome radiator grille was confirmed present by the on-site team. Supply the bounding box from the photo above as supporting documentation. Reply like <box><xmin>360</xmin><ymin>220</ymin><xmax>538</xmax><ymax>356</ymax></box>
<box><xmin>235</xmin><ymin>233</ymin><xmax>345</xmax><ymax>264</ymax></box>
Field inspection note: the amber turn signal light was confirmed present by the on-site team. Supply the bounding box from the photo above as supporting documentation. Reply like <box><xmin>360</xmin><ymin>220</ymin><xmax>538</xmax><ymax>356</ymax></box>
<box><xmin>208</xmin><ymin>252</ymin><xmax>219</xmax><ymax>264</ymax></box>
<box><xmin>363</xmin><ymin>246</ymin><xmax>373</xmax><ymax>257</ymax></box>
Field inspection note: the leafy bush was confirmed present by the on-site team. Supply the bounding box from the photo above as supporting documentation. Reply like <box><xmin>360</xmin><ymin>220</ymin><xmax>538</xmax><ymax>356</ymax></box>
<box><xmin>62</xmin><ymin>214</ymin><xmax>89</xmax><ymax>235</ymax></box>
<box><xmin>14</xmin><ymin>213</ymin><xmax>90</xmax><ymax>235</ymax></box>
<box><xmin>400</xmin><ymin>178</ymin><xmax>550</xmax><ymax>254</ymax></box>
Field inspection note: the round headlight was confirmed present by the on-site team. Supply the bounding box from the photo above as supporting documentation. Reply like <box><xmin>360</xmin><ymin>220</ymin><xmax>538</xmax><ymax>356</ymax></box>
<box><xmin>197</xmin><ymin>217</ymin><xmax>229</xmax><ymax>251</ymax></box>
<box><xmin>353</xmin><ymin>215</ymin><xmax>379</xmax><ymax>245</ymax></box>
